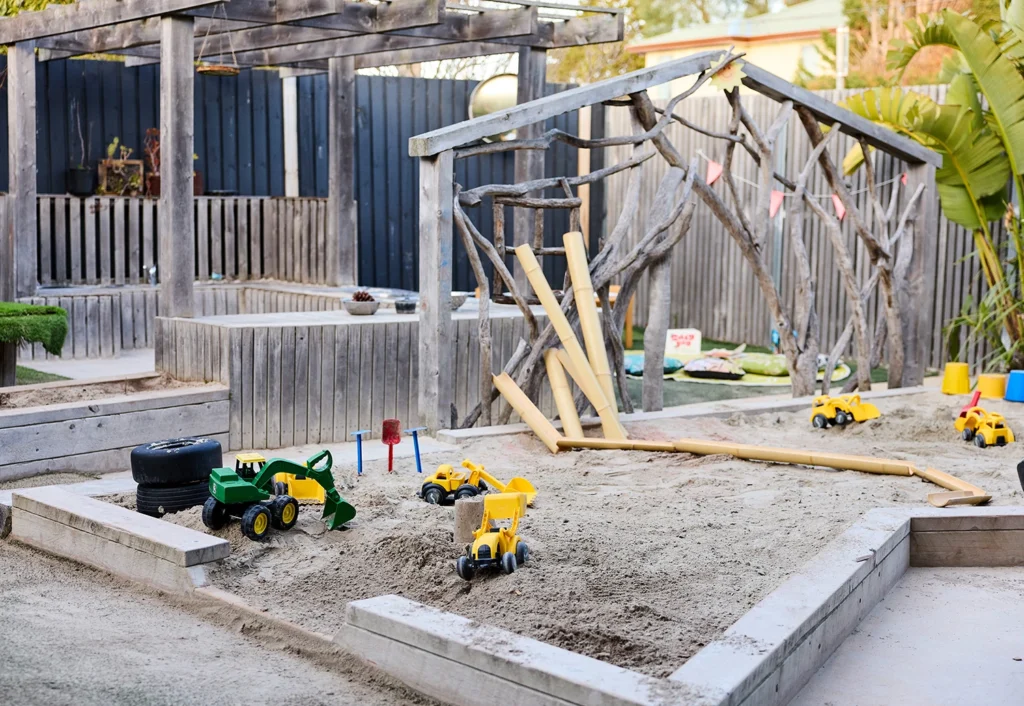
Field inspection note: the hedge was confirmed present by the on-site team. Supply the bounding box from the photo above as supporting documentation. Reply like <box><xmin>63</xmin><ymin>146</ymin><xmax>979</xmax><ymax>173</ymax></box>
<box><xmin>0</xmin><ymin>302</ymin><xmax>68</xmax><ymax>355</ymax></box>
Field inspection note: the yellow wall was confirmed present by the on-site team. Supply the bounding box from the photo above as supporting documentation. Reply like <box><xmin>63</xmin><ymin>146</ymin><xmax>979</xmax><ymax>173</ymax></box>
<box><xmin>643</xmin><ymin>36</ymin><xmax>829</xmax><ymax>100</ymax></box>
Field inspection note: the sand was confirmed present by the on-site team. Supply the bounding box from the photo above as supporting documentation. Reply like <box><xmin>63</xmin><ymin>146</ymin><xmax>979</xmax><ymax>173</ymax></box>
<box><xmin>0</xmin><ymin>373</ymin><xmax>209</xmax><ymax>409</ymax></box>
<box><xmin>102</xmin><ymin>390</ymin><xmax>1024</xmax><ymax>678</ymax></box>
<box><xmin>0</xmin><ymin>472</ymin><xmax>99</xmax><ymax>491</ymax></box>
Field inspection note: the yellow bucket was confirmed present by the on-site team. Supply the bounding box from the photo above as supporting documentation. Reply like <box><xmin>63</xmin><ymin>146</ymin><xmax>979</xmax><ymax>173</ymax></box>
<box><xmin>940</xmin><ymin>363</ymin><xmax>970</xmax><ymax>395</ymax></box>
<box><xmin>977</xmin><ymin>373</ymin><xmax>1007</xmax><ymax>400</ymax></box>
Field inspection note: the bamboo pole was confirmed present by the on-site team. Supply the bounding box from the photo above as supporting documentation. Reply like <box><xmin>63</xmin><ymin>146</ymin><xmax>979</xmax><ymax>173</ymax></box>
<box><xmin>544</xmin><ymin>349</ymin><xmax>584</xmax><ymax>439</ymax></box>
<box><xmin>514</xmin><ymin>244</ymin><xmax>626</xmax><ymax>440</ymax></box>
<box><xmin>564</xmin><ymin>231</ymin><xmax>616</xmax><ymax>410</ymax></box>
<box><xmin>492</xmin><ymin>372</ymin><xmax>563</xmax><ymax>453</ymax></box>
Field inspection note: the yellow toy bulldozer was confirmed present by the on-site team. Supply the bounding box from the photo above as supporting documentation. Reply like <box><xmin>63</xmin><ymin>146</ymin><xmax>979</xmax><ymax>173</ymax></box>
<box><xmin>456</xmin><ymin>492</ymin><xmax>529</xmax><ymax>580</ymax></box>
<box><xmin>956</xmin><ymin>407</ymin><xmax>1015</xmax><ymax>448</ymax></box>
<box><xmin>810</xmin><ymin>394</ymin><xmax>881</xmax><ymax>428</ymax></box>
<box><xmin>420</xmin><ymin>459</ymin><xmax>537</xmax><ymax>506</ymax></box>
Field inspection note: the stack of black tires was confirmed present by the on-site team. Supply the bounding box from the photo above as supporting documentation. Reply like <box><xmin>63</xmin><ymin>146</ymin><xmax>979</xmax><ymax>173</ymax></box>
<box><xmin>130</xmin><ymin>438</ymin><xmax>223</xmax><ymax>517</ymax></box>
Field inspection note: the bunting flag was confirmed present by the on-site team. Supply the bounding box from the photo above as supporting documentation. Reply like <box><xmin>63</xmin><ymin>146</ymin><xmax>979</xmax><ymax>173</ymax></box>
<box><xmin>706</xmin><ymin>160</ymin><xmax>723</xmax><ymax>185</ymax></box>
<box><xmin>901</xmin><ymin>172</ymin><xmax>908</xmax><ymax>185</ymax></box>
<box><xmin>831</xmin><ymin>193</ymin><xmax>846</xmax><ymax>221</ymax></box>
<box><xmin>769</xmin><ymin>190</ymin><xmax>785</xmax><ymax>218</ymax></box>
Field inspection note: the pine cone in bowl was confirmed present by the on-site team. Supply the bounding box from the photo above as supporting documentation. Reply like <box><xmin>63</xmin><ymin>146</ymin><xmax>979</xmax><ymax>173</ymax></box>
<box><xmin>352</xmin><ymin>290</ymin><xmax>375</xmax><ymax>303</ymax></box>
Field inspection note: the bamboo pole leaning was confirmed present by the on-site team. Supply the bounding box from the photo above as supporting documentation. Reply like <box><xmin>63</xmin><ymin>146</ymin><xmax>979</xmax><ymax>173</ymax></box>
<box><xmin>554</xmin><ymin>437</ymin><xmax>992</xmax><ymax>507</ymax></box>
<box><xmin>564</xmin><ymin>230</ymin><xmax>616</xmax><ymax>411</ymax></box>
<box><xmin>544</xmin><ymin>349</ymin><xmax>584</xmax><ymax>439</ymax></box>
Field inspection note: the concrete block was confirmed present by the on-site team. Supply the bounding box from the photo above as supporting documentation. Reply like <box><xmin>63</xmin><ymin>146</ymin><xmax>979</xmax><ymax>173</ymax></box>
<box><xmin>12</xmin><ymin>487</ymin><xmax>228</xmax><ymax>566</ymax></box>
<box><xmin>0</xmin><ymin>503</ymin><xmax>10</xmax><ymax>539</ymax></box>
<box><xmin>339</xmin><ymin>595</ymin><xmax>698</xmax><ymax>706</ymax></box>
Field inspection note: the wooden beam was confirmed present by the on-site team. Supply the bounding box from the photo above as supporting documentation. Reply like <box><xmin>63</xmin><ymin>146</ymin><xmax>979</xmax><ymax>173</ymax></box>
<box><xmin>409</xmin><ymin>50</ymin><xmax>723</xmax><ymax>156</ymax></box>
<box><xmin>37</xmin><ymin>17</ymin><xmax>260</xmax><ymax>57</ymax></box>
<box><xmin>353</xmin><ymin>40</ymin><xmax>512</xmax><ymax>69</ymax></box>
<box><xmin>281</xmin><ymin>0</ymin><xmax>443</xmax><ymax>33</ymax></box>
<box><xmin>327</xmin><ymin>56</ymin><xmax>357</xmax><ymax>286</ymax></box>
<box><xmin>513</xmin><ymin>46</ymin><xmax>546</xmax><ymax>293</ymax></box>
<box><xmin>8</xmin><ymin>42</ymin><xmax>37</xmax><ymax>300</ymax></box>
<box><xmin>490</xmin><ymin>13</ymin><xmax>622</xmax><ymax>49</ymax></box>
<box><xmin>158</xmin><ymin>16</ymin><xmax>195</xmax><ymax>319</ymax></box>
<box><xmin>739</xmin><ymin>63</ymin><xmax>940</xmax><ymax>166</ymax></box>
<box><xmin>902</xmin><ymin>162</ymin><xmax>937</xmax><ymax>385</ymax></box>
<box><xmin>418</xmin><ymin>151</ymin><xmax>455</xmax><ymax>432</ymax></box>
<box><xmin>0</xmin><ymin>0</ymin><xmax>221</xmax><ymax>44</ymax></box>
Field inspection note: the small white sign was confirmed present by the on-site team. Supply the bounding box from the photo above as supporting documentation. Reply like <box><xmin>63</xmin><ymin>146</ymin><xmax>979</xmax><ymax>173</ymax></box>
<box><xmin>666</xmin><ymin>328</ymin><xmax>702</xmax><ymax>357</ymax></box>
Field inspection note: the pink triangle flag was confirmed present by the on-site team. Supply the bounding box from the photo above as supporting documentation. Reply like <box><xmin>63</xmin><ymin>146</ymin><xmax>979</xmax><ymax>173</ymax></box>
<box><xmin>831</xmin><ymin>193</ymin><xmax>846</xmax><ymax>221</ymax></box>
<box><xmin>706</xmin><ymin>160</ymin><xmax>723</xmax><ymax>185</ymax></box>
<box><xmin>901</xmin><ymin>172</ymin><xmax>908</xmax><ymax>185</ymax></box>
<box><xmin>769</xmin><ymin>190</ymin><xmax>785</xmax><ymax>218</ymax></box>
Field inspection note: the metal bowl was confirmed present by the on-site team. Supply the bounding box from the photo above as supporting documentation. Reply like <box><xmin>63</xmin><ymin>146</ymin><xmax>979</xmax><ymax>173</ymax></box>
<box><xmin>343</xmin><ymin>299</ymin><xmax>380</xmax><ymax>316</ymax></box>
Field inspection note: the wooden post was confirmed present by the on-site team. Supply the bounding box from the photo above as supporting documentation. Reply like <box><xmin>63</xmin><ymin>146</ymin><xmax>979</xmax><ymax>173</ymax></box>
<box><xmin>0</xmin><ymin>342</ymin><xmax>16</xmax><ymax>388</ymax></box>
<box><xmin>512</xmin><ymin>46</ymin><xmax>546</xmax><ymax>293</ymax></box>
<box><xmin>454</xmin><ymin>496</ymin><xmax>484</xmax><ymax>545</ymax></box>
<box><xmin>282</xmin><ymin>74</ymin><xmax>300</xmax><ymax>197</ymax></box>
<box><xmin>902</xmin><ymin>162</ymin><xmax>936</xmax><ymax>386</ymax></box>
<box><xmin>328</xmin><ymin>55</ymin><xmax>357</xmax><ymax>286</ymax></box>
<box><xmin>7</xmin><ymin>41</ymin><xmax>37</xmax><ymax>300</ymax></box>
<box><xmin>158</xmin><ymin>15</ymin><xmax>195</xmax><ymax>318</ymax></box>
<box><xmin>418</xmin><ymin>150</ymin><xmax>454</xmax><ymax>432</ymax></box>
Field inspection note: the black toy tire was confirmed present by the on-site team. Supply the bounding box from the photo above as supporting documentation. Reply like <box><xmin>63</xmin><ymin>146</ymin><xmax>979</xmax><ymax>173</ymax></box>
<box><xmin>421</xmin><ymin>483</ymin><xmax>445</xmax><ymax>504</ymax></box>
<box><xmin>202</xmin><ymin>497</ymin><xmax>229</xmax><ymax>530</ymax></box>
<box><xmin>455</xmin><ymin>484</ymin><xmax>480</xmax><ymax>500</ymax></box>
<box><xmin>136</xmin><ymin>482</ymin><xmax>210</xmax><ymax>516</ymax></box>
<box><xmin>456</xmin><ymin>556</ymin><xmax>475</xmax><ymax>581</ymax></box>
<box><xmin>131</xmin><ymin>437</ymin><xmax>223</xmax><ymax>487</ymax></box>
<box><xmin>975</xmin><ymin>435</ymin><xmax>987</xmax><ymax>449</ymax></box>
<box><xmin>501</xmin><ymin>552</ymin><xmax>517</xmax><ymax>574</ymax></box>
<box><xmin>962</xmin><ymin>428</ymin><xmax>975</xmax><ymax>442</ymax></box>
<box><xmin>834</xmin><ymin>411</ymin><xmax>850</xmax><ymax>426</ymax></box>
<box><xmin>273</xmin><ymin>481</ymin><xmax>288</xmax><ymax>497</ymax></box>
<box><xmin>270</xmin><ymin>496</ymin><xmax>300</xmax><ymax>531</ymax></box>
<box><xmin>998</xmin><ymin>438</ymin><xmax>1008</xmax><ymax>447</ymax></box>
<box><xmin>812</xmin><ymin>414</ymin><xmax>828</xmax><ymax>429</ymax></box>
<box><xmin>241</xmin><ymin>504</ymin><xmax>272</xmax><ymax>541</ymax></box>
<box><xmin>515</xmin><ymin>541</ymin><xmax>529</xmax><ymax>565</ymax></box>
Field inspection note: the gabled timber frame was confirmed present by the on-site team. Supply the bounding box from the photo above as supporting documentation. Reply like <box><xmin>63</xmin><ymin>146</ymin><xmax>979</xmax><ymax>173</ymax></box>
<box><xmin>409</xmin><ymin>50</ymin><xmax>942</xmax><ymax>431</ymax></box>
<box><xmin>0</xmin><ymin>0</ymin><xmax>623</xmax><ymax>319</ymax></box>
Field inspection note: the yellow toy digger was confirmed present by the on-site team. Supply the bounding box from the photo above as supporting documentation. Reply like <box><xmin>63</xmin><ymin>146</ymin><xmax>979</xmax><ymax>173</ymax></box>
<box><xmin>810</xmin><ymin>394</ymin><xmax>881</xmax><ymax>428</ymax></box>
<box><xmin>456</xmin><ymin>492</ymin><xmax>529</xmax><ymax>580</ymax></box>
<box><xmin>956</xmin><ymin>406</ymin><xmax>1015</xmax><ymax>448</ymax></box>
<box><xmin>420</xmin><ymin>459</ymin><xmax>537</xmax><ymax>506</ymax></box>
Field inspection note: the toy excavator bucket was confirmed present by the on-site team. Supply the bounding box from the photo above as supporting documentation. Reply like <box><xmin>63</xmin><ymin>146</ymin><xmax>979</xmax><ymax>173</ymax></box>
<box><xmin>503</xmin><ymin>477</ymin><xmax>537</xmax><ymax>506</ymax></box>
<box><xmin>302</xmin><ymin>449</ymin><xmax>357</xmax><ymax>530</ymax></box>
<box><xmin>846</xmin><ymin>396</ymin><xmax>881</xmax><ymax>422</ymax></box>
<box><xmin>322</xmin><ymin>496</ymin><xmax>357</xmax><ymax>530</ymax></box>
<box><xmin>484</xmin><ymin>492</ymin><xmax>528</xmax><ymax>518</ymax></box>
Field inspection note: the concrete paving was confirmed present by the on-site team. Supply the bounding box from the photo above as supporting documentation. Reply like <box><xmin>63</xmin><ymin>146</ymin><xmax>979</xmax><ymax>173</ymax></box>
<box><xmin>20</xmin><ymin>348</ymin><xmax>156</xmax><ymax>379</ymax></box>
<box><xmin>791</xmin><ymin>567</ymin><xmax>1024</xmax><ymax>706</ymax></box>
<box><xmin>0</xmin><ymin>541</ymin><xmax>427</xmax><ymax>705</ymax></box>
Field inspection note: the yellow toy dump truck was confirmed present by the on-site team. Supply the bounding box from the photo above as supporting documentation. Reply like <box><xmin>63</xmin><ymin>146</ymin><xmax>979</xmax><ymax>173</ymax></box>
<box><xmin>956</xmin><ymin>407</ymin><xmax>1015</xmax><ymax>448</ymax></box>
<box><xmin>456</xmin><ymin>492</ymin><xmax>530</xmax><ymax>580</ymax></box>
<box><xmin>420</xmin><ymin>459</ymin><xmax>537</xmax><ymax>506</ymax></box>
<box><xmin>810</xmin><ymin>394</ymin><xmax>881</xmax><ymax>428</ymax></box>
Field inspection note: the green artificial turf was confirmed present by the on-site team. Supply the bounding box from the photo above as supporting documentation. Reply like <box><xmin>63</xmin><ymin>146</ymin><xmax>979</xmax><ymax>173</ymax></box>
<box><xmin>0</xmin><ymin>302</ymin><xmax>68</xmax><ymax>355</ymax></box>
<box><xmin>14</xmin><ymin>366</ymin><xmax>69</xmax><ymax>385</ymax></box>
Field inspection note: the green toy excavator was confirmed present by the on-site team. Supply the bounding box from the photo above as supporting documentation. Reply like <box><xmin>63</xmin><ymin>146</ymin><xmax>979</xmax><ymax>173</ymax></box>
<box><xmin>202</xmin><ymin>449</ymin><xmax>356</xmax><ymax>541</ymax></box>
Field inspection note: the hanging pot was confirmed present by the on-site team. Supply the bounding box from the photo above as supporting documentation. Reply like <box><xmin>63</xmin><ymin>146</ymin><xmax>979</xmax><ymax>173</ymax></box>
<box><xmin>66</xmin><ymin>167</ymin><xmax>93</xmax><ymax>197</ymax></box>
<box><xmin>197</xmin><ymin>64</ymin><xmax>240</xmax><ymax>77</ymax></box>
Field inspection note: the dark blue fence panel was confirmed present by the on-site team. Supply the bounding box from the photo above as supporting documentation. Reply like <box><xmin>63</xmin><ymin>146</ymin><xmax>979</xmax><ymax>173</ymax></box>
<box><xmin>298</xmin><ymin>74</ymin><xmax>586</xmax><ymax>292</ymax></box>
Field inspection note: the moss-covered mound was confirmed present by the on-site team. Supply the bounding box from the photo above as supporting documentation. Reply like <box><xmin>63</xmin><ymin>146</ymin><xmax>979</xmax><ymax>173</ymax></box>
<box><xmin>0</xmin><ymin>302</ymin><xmax>68</xmax><ymax>355</ymax></box>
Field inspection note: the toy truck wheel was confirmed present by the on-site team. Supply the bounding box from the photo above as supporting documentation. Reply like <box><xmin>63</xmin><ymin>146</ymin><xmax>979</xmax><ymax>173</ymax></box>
<box><xmin>975</xmin><ymin>435</ymin><xmax>988</xmax><ymax>449</ymax></box>
<box><xmin>421</xmin><ymin>483</ymin><xmax>445</xmax><ymax>505</ymax></box>
<box><xmin>456</xmin><ymin>556</ymin><xmax>475</xmax><ymax>581</ymax></box>
<box><xmin>812</xmin><ymin>414</ymin><xmax>828</xmax><ymax>429</ymax></box>
<box><xmin>834</xmin><ymin>411</ymin><xmax>850</xmax><ymax>426</ymax></box>
<box><xmin>515</xmin><ymin>541</ymin><xmax>530</xmax><ymax>565</ymax></box>
<box><xmin>962</xmin><ymin>428</ymin><xmax>975</xmax><ymax>442</ymax></box>
<box><xmin>201</xmin><ymin>497</ymin><xmax>229</xmax><ymax>530</ymax></box>
<box><xmin>455</xmin><ymin>484</ymin><xmax>480</xmax><ymax>500</ymax></box>
<box><xmin>501</xmin><ymin>552</ymin><xmax>517</xmax><ymax>574</ymax></box>
<box><xmin>241</xmin><ymin>504</ymin><xmax>272</xmax><ymax>541</ymax></box>
<box><xmin>998</xmin><ymin>437</ymin><xmax>1008</xmax><ymax>447</ymax></box>
<box><xmin>270</xmin><ymin>496</ymin><xmax>299</xmax><ymax>531</ymax></box>
<box><xmin>273</xmin><ymin>481</ymin><xmax>287</xmax><ymax>497</ymax></box>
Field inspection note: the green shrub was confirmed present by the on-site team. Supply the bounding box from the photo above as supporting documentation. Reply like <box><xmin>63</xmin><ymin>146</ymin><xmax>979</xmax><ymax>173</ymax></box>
<box><xmin>0</xmin><ymin>302</ymin><xmax>67</xmax><ymax>355</ymax></box>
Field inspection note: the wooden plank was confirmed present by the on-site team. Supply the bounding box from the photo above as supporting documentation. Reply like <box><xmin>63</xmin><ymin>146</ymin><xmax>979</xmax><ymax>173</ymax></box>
<box><xmin>384</xmin><ymin>322</ymin><xmax>398</xmax><ymax>424</ymax></box>
<box><xmin>250</xmin><ymin>198</ymin><xmax>263</xmax><ymax>279</ymax></box>
<box><xmin>196</xmin><ymin>197</ymin><xmax>210</xmax><ymax>280</ymax></box>
<box><xmin>328</xmin><ymin>56</ymin><xmax>357</xmax><ymax>286</ymax></box>
<box><xmin>262</xmin><ymin>199</ymin><xmax>276</xmax><ymax>278</ymax></box>
<box><xmin>99</xmin><ymin>296</ymin><xmax>114</xmax><ymax>358</ymax></box>
<box><xmin>69</xmin><ymin>198</ymin><xmax>83</xmax><ymax>284</ymax></box>
<box><xmin>142</xmin><ymin>198</ymin><xmax>155</xmax><ymax>280</ymax></box>
<box><xmin>911</xmin><ymin>529</ymin><xmax>1024</xmax><ymax>567</ymax></box>
<box><xmin>417</xmin><ymin>151</ymin><xmax>454</xmax><ymax>430</ymax></box>
<box><xmin>306</xmin><ymin>326</ymin><xmax>322</xmax><ymax>445</ymax></box>
<box><xmin>280</xmin><ymin>326</ymin><xmax>296</xmax><ymax>448</ymax></box>
<box><xmin>396</xmin><ymin>321</ymin><xmax>411</xmax><ymax>423</ymax></box>
<box><xmin>319</xmin><ymin>326</ymin><xmax>335</xmax><ymax>443</ymax></box>
<box><xmin>127</xmin><ymin>197</ymin><xmax>141</xmax><ymax>284</ymax></box>
<box><xmin>85</xmin><ymin>296</ymin><xmax>100</xmax><ymax>358</ymax></box>
<box><xmin>332</xmin><ymin>325</ymin><xmax>349</xmax><ymax>443</ymax></box>
<box><xmin>98</xmin><ymin>198</ymin><xmax>112</xmax><ymax>284</ymax></box>
<box><xmin>158</xmin><ymin>15</ymin><xmax>195</xmax><ymax>317</ymax></box>
<box><xmin>210</xmin><ymin>197</ymin><xmax>223</xmax><ymax>277</ymax></box>
<box><xmin>241</xmin><ymin>326</ymin><xmax>254</xmax><ymax>451</ymax></box>
<box><xmin>114</xmin><ymin>198</ymin><xmax>127</xmax><ymax>285</ymax></box>
<box><xmin>224</xmin><ymin>197</ymin><xmax>237</xmax><ymax>280</ymax></box>
<box><xmin>54</xmin><ymin>196</ymin><xmax>68</xmax><ymax>284</ymax></box>
<box><xmin>293</xmin><ymin>326</ymin><xmax>310</xmax><ymax>445</ymax></box>
<box><xmin>359</xmin><ymin>323</ymin><xmax>375</xmax><ymax>435</ymax></box>
<box><xmin>228</xmin><ymin>327</ymin><xmax>243</xmax><ymax>451</ymax></box>
<box><xmin>237</xmin><ymin>198</ymin><xmax>249</xmax><ymax>280</ymax></box>
<box><xmin>38</xmin><ymin>196</ymin><xmax>52</xmax><ymax>286</ymax></box>
<box><xmin>267</xmin><ymin>326</ymin><xmax>282</xmax><ymax>449</ymax></box>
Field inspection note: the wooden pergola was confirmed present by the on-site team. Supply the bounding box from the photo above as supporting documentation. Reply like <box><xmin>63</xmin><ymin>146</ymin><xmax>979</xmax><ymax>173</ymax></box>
<box><xmin>0</xmin><ymin>0</ymin><xmax>623</xmax><ymax>319</ymax></box>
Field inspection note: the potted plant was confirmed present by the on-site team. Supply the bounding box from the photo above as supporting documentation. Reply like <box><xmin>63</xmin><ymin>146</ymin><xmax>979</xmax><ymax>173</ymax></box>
<box><xmin>143</xmin><ymin>128</ymin><xmax>160</xmax><ymax>197</ymax></box>
<box><xmin>193</xmin><ymin>153</ymin><xmax>204</xmax><ymax>196</ymax></box>
<box><xmin>65</xmin><ymin>99</ymin><xmax>93</xmax><ymax>196</ymax></box>
<box><xmin>97</xmin><ymin>137</ymin><xmax>144</xmax><ymax>196</ymax></box>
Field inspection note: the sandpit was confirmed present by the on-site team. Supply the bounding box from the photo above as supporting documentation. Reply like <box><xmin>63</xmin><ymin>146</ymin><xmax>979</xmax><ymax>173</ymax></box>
<box><xmin>103</xmin><ymin>389</ymin><xmax>1024</xmax><ymax>678</ymax></box>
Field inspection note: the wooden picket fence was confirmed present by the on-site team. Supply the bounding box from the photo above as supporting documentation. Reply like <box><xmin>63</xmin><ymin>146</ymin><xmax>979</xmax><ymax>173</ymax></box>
<box><xmin>32</xmin><ymin>195</ymin><xmax>329</xmax><ymax>287</ymax></box>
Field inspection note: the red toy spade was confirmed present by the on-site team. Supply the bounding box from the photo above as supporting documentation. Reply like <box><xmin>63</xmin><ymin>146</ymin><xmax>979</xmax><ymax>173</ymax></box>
<box><xmin>382</xmin><ymin>419</ymin><xmax>401</xmax><ymax>473</ymax></box>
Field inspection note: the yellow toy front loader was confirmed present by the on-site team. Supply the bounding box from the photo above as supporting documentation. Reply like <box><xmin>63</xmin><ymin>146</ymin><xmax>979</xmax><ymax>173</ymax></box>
<box><xmin>420</xmin><ymin>459</ymin><xmax>537</xmax><ymax>506</ymax></box>
<box><xmin>810</xmin><ymin>394</ymin><xmax>881</xmax><ymax>428</ymax></box>
<box><xmin>456</xmin><ymin>492</ymin><xmax>530</xmax><ymax>580</ymax></box>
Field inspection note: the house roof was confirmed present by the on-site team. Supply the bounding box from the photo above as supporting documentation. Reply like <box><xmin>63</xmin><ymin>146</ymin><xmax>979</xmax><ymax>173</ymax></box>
<box><xmin>628</xmin><ymin>0</ymin><xmax>843</xmax><ymax>53</ymax></box>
